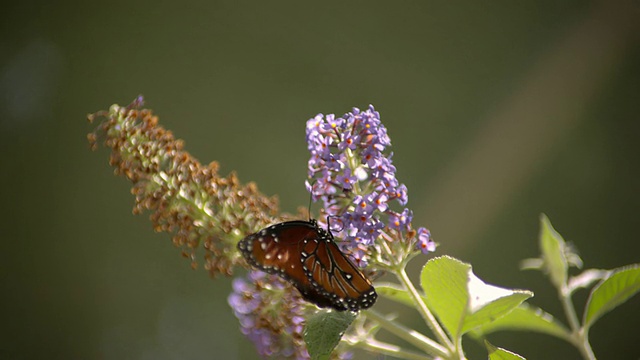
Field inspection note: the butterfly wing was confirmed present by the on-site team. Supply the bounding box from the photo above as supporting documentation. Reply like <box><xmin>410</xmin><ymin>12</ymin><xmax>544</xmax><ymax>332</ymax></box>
<box><xmin>301</xmin><ymin>238</ymin><xmax>377</xmax><ymax>311</ymax></box>
<box><xmin>237</xmin><ymin>221</ymin><xmax>335</xmax><ymax>308</ymax></box>
<box><xmin>238</xmin><ymin>220</ymin><xmax>377</xmax><ymax>311</ymax></box>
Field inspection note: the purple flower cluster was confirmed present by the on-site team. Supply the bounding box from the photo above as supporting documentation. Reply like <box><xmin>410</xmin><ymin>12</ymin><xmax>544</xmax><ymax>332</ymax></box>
<box><xmin>228</xmin><ymin>271</ymin><xmax>310</xmax><ymax>359</ymax></box>
<box><xmin>228</xmin><ymin>271</ymin><xmax>352</xmax><ymax>359</ymax></box>
<box><xmin>305</xmin><ymin>105</ymin><xmax>435</xmax><ymax>263</ymax></box>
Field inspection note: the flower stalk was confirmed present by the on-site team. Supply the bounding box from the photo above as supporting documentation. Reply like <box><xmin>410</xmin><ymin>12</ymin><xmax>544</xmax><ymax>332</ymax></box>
<box><xmin>396</xmin><ymin>267</ymin><xmax>454</xmax><ymax>354</ymax></box>
<box><xmin>362</xmin><ymin>309</ymin><xmax>448</xmax><ymax>358</ymax></box>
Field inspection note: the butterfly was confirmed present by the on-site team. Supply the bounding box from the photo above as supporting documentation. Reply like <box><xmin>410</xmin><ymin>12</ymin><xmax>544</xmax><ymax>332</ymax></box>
<box><xmin>237</xmin><ymin>219</ymin><xmax>377</xmax><ymax>311</ymax></box>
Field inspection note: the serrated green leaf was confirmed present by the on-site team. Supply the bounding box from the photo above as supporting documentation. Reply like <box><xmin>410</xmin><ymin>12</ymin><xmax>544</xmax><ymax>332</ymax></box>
<box><xmin>421</xmin><ymin>256</ymin><xmax>470</xmax><ymax>340</ymax></box>
<box><xmin>304</xmin><ymin>311</ymin><xmax>357</xmax><ymax>360</ymax></box>
<box><xmin>470</xmin><ymin>303</ymin><xmax>571</xmax><ymax>341</ymax></box>
<box><xmin>421</xmin><ymin>256</ymin><xmax>533</xmax><ymax>340</ymax></box>
<box><xmin>376</xmin><ymin>283</ymin><xmax>415</xmax><ymax>307</ymax></box>
<box><xmin>583</xmin><ymin>265</ymin><xmax>640</xmax><ymax>329</ymax></box>
<box><xmin>539</xmin><ymin>214</ymin><xmax>568</xmax><ymax>289</ymax></box>
<box><xmin>486</xmin><ymin>340</ymin><xmax>526</xmax><ymax>360</ymax></box>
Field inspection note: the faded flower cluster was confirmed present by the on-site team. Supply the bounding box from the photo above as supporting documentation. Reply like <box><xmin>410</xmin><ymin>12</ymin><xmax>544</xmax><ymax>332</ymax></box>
<box><xmin>87</xmin><ymin>96</ymin><xmax>278</xmax><ymax>277</ymax></box>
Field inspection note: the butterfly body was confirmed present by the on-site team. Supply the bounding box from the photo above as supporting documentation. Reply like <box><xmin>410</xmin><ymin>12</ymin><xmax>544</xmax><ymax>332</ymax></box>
<box><xmin>238</xmin><ymin>220</ymin><xmax>377</xmax><ymax>311</ymax></box>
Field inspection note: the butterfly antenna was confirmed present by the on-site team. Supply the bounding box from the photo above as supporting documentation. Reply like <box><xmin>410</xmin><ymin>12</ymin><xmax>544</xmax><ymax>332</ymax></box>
<box><xmin>326</xmin><ymin>215</ymin><xmax>345</xmax><ymax>234</ymax></box>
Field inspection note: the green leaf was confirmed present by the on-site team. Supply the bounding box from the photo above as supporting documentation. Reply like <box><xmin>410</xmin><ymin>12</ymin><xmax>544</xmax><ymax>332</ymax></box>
<box><xmin>583</xmin><ymin>265</ymin><xmax>640</xmax><ymax>329</ymax></box>
<box><xmin>421</xmin><ymin>256</ymin><xmax>471</xmax><ymax>340</ymax></box>
<box><xmin>470</xmin><ymin>303</ymin><xmax>571</xmax><ymax>341</ymax></box>
<box><xmin>376</xmin><ymin>283</ymin><xmax>415</xmax><ymax>307</ymax></box>
<box><xmin>462</xmin><ymin>273</ymin><xmax>532</xmax><ymax>334</ymax></box>
<box><xmin>486</xmin><ymin>340</ymin><xmax>526</xmax><ymax>360</ymax></box>
<box><xmin>421</xmin><ymin>256</ymin><xmax>533</xmax><ymax>340</ymax></box>
<box><xmin>539</xmin><ymin>214</ymin><xmax>568</xmax><ymax>289</ymax></box>
<box><xmin>303</xmin><ymin>311</ymin><xmax>356</xmax><ymax>360</ymax></box>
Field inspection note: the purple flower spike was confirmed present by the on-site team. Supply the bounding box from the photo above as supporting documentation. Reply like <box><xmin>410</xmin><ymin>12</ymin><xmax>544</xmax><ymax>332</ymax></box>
<box><xmin>229</xmin><ymin>271</ymin><xmax>353</xmax><ymax>359</ymax></box>
<box><xmin>228</xmin><ymin>272</ymin><xmax>308</xmax><ymax>359</ymax></box>
<box><xmin>305</xmin><ymin>105</ymin><xmax>434</xmax><ymax>267</ymax></box>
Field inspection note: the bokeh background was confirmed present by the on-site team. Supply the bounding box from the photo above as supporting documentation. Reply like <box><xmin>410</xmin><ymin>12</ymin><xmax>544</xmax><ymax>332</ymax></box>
<box><xmin>2</xmin><ymin>1</ymin><xmax>639</xmax><ymax>359</ymax></box>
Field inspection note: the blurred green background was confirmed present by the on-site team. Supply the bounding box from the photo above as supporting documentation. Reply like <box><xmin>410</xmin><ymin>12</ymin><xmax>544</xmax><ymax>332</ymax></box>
<box><xmin>2</xmin><ymin>1</ymin><xmax>639</xmax><ymax>359</ymax></box>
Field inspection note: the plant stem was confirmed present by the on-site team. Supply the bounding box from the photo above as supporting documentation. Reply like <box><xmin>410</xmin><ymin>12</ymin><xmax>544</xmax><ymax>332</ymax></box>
<box><xmin>395</xmin><ymin>265</ymin><xmax>454</xmax><ymax>352</ymax></box>
<box><xmin>559</xmin><ymin>289</ymin><xmax>596</xmax><ymax>360</ymax></box>
<box><xmin>351</xmin><ymin>337</ymin><xmax>435</xmax><ymax>360</ymax></box>
<box><xmin>364</xmin><ymin>309</ymin><xmax>448</xmax><ymax>358</ymax></box>
<box><xmin>560</xmin><ymin>288</ymin><xmax>581</xmax><ymax>331</ymax></box>
<box><xmin>576</xmin><ymin>329</ymin><xmax>597</xmax><ymax>360</ymax></box>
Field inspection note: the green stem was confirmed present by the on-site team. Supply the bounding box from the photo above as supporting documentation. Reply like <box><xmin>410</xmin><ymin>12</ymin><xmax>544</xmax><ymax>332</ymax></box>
<box><xmin>352</xmin><ymin>338</ymin><xmax>435</xmax><ymax>360</ymax></box>
<box><xmin>560</xmin><ymin>288</ymin><xmax>596</xmax><ymax>360</ymax></box>
<box><xmin>395</xmin><ymin>262</ymin><xmax>454</xmax><ymax>352</ymax></box>
<box><xmin>560</xmin><ymin>288</ymin><xmax>581</xmax><ymax>331</ymax></box>
<box><xmin>364</xmin><ymin>309</ymin><xmax>448</xmax><ymax>358</ymax></box>
<box><xmin>576</xmin><ymin>329</ymin><xmax>597</xmax><ymax>360</ymax></box>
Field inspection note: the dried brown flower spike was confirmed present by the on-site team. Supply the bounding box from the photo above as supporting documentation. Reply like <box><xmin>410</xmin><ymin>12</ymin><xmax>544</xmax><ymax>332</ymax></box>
<box><xmin>87</xmin><ymin>96</ymin><xmax>279</xmax><ymax>277</ymax></box>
